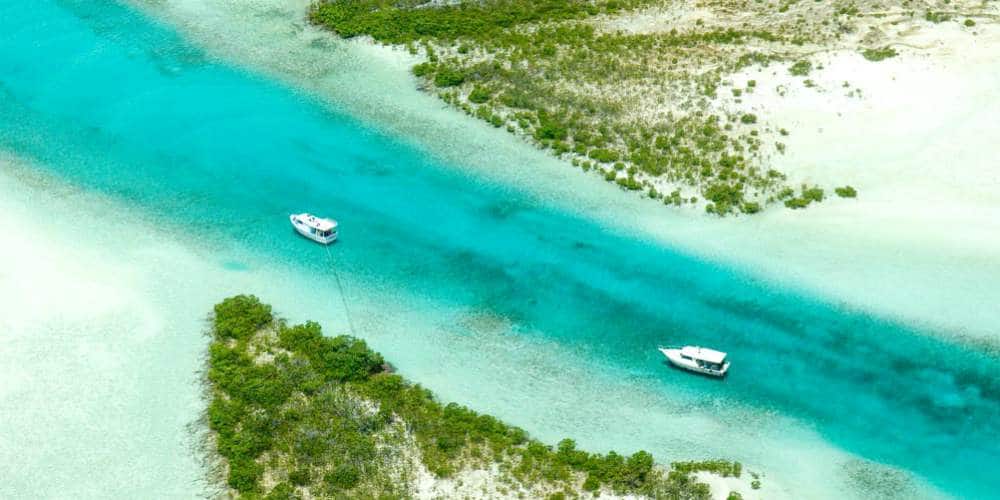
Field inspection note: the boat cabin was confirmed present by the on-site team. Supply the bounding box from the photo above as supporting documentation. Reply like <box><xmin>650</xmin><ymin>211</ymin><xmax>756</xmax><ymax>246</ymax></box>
<box><xmin>658</xmin><ymin>345</ymin><xmax>730</xmax><ymax>377</ymax></box>
<box><xmin>290</xmin><ymin>213</ymin><xmax>338</xmax><ymax>244</ymax></box>
<box><xmin>304</xmin><ymin>216</ymin><xmax>336</xmax><ymax>238</ymax></box>
<box><xmin>679</xmin><ymin>346</ymin><xmax>727</xmax><ymax>372</ymax></box>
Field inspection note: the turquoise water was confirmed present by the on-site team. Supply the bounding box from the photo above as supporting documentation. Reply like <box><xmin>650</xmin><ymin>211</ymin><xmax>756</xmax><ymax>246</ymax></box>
<box><xmin>2</xmin><ymin>1</ymin><xmax>999</xmax><ymax>497</ymax></box>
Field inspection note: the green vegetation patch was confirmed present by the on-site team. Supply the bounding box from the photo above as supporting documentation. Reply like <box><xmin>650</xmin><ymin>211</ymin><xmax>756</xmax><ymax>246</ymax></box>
<box><xmin>468</xmin><ymin>85</ymin><xmax>492</xmax><ymax>104</ymax></box>
<box><xmin>788</xmin><ymin>59</ymin><xmax>813</xmax><ymax>76</ymax></box>
<box><xmin>783</xmin><ymin>184</ymin><xmax>824</xmax><ymax>209</ymax></box>
<box><xmin>304</xmin><ymin>0</ymin><xmax>898</xmax><ymax>214</ymax></box>
<box><xmin>835</xmin><ymin>185</ymin><xmax>858</xmax><ymax>198</ymax></box>
<box><xmin>924</xmin><ymin>11</ymin><xmax>952</xmax><ymax>23</ymax></box>
<box><xmin>861</xmin><ymin>46</ymin><xmax>898</xmax><ymax>61</ymax></box>
<box><xmin>309</xmin><ymin>0</ymin><xmax>647</xmax><ymax>44</ymax></box>
<box><xmin>205</xmin><ymin>295</ymin><xmax>742</xmax><ymax>498</ymax></box>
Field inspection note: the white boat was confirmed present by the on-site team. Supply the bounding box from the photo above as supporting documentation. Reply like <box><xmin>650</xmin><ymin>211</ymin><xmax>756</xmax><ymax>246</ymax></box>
<box><xmin>290</xmin><ymin>213</ymin><xmax>338</xmax><ymax>244</ymax></box>
<box><xmin>658</xmin><ymin>345</ymin><xmax>730</xmax><ymax>377</ymax></box>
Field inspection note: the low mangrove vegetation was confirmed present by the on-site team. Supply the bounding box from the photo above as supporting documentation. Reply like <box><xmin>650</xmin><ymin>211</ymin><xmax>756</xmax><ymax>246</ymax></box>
<box><xmin>307</xmin><ymin>0</ymin><xmax>988</xmax><ymax>214</ymax></box>
<box><xmin>203</xmin><ymin>295</ymin><xmax>753</xmax><ymax>498</ymax></box>
<box><xmin>861</xmin><ymin>46</ymin><xmax>898</xmax><ymax>62</ymax></box>
<box><xmin>835</xmin><ymin>185</ymin><xmax>858</xmax><ymax>198</ymax></box>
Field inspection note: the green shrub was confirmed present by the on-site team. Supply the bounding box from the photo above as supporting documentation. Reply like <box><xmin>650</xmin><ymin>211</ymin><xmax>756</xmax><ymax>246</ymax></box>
<box><xmin>228</xmin><ymin>458</ymin><xmax>264</xmax><ymax>493</ymax></box>
<box><xmin>620</xmin><ymin>450</ymin><xmax>654</xmax><ymax>488</ymax></box>
<box><xmin>213</xmin><ymin>295</ymin><xmax>272</xmax><ymax>341</ymax></box>
<box><xmin>412</xmin><ymin>62</ymin><xmax>434</xmax><ymax>77</ymax></box>
<box><xmin>665</xmin><ymin>189</ymin><xmax>684</xmax><ymax>206</ymax></box>
<box><xmin>861</xmin><ymin>46</ymin><xmax>897</xmax><ymax>62</ymax></box>
<box><xmin>324</xmin><ymin>464</ymin><xmax>360</xmax><ymax>490</ymax></box>
<box><xmin>278</xmin><ymin>321</ymin><xmax>324</xmax><ymax>352</ymax></box>
<box><xmin>500</xmin><ymin>89</ymin><xmax>535</xmax><ymax>109</ymax></box>
<box><xmin>835</xmin><ymin>185</ymin><xmax>857</xmax><ymax>198</ymax></box>
<box><xmin>802</xmin><ymin>186</ymin><xmax>824</xmax><ymax>203</ymax></box>
<box><xmin>703</xmin><ymin>182</ymin><xmax>745</xmax><ymax>215</ymax></box>
<box><xmin>265</xmin><ymin>482</ymin><xmax>297</xmax><ymax>500</ymax></box>
<box><xmin>789</xmin><ymin>60</ymin><xmax>812</xmax><ymax>76</ymax></box>
<box><xmin>672</xmin><ymin>460</ymin><xmax>743</xmax><ymax>477</ymax></box>
<box><xmin>207</xmin><ymin>396</ymin><xmax>243</xmax><ymax>436</ymax></box>
<box><xmin>474</xmin><ymin>104</ymin><xmax>494</xmax><ymax>121</ymax></box>
<box><xmin>279</xmin><ymin>323</ymin><xmax>384</xmax><ymax>382</ymax></box>
<box><xmin>468</xmin><ymin>85</ymin><xmax>492</xmax><ymax>104</ymax></box>
<box><xmin>616</xmin><ymin>176</ymin><xmax>643</xmax><ymax>191</ymax></box>
<box><xmin>309</xmin><ymin>0</ymin><xmax>614</xmax><ymax>44</ymax></box>
<box><xmin>964</xmin><ymin>19</ymin><xmax>976</xmax><ymax>27</ymax></box>
<box><xmin>535</xmin><ymin>122</ymin><xmax>568</xmax><ymax>141</ymax></box>
<box><xmin>434</xmin><ymin>66</ymin><xmax>466</xmax><ymax>87</ymax></box>
<box><xmin>289</xmin><ymin>468</ymin><xmax>311</xmax><ymax>486</ymax></box>
<box><xmin>314</xmin><ymin>336</ymin><xmax>385</xmax><ymax>383</ymax></box>
<box><xmin>925</xmin><ymin>11</ymin><xmax>951</xmax><ymax>23</ymax></box>
<box><xmin>784</xmin><ymin>197</ymin><xmax>810</xmax><ymax>209</ymax></box>
<box><xmin>589</xmin><ymin>148</ymin><xmax>619</xmax><ymax>163</ymax></box>
<box><xmin>740</xmin><ymin>113</ymin><xmax>757</xmax><ymax>124</ymax></box>
<box><xmin>740</xmin><ymin>202</ymin><xmax>761</xmax><ymax>214</ymax></box>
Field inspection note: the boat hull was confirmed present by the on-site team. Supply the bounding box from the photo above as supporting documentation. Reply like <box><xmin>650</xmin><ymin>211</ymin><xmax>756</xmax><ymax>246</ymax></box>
<box><xmin>659</xmin><ymin>348</ymin><xmax>729</xmax><ymax>377</ymax></box>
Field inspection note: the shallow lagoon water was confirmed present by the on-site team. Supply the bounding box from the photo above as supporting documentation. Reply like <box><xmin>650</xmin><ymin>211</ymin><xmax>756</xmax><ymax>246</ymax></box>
<box><xmin>129</xmin><ymin>0</ymin><xmax>1000</xmax><ymax>342</ymax></box>
<box><xmin>1</xmin><ymin>1</ymin><xmax>998</xmax><ymax>498</ymax></box>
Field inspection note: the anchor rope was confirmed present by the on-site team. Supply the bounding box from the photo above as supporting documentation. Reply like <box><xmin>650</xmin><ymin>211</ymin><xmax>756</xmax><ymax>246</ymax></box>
<box><xmin>325</xmin><ymin>243</ymin><xmax>357</xmax><ymax>337</ymax></box>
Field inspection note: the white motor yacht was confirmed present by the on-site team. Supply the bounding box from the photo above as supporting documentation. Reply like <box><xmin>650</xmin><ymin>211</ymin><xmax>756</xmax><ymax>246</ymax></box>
<box><xmin>290</xmin><ymin>213</ymin><xmax>338</xmax><ymax>244</ymax></box>
<box><xmin>658</xmin><ymin>345</ymin><xmax>730</xmax><ymax>377</ymax></box>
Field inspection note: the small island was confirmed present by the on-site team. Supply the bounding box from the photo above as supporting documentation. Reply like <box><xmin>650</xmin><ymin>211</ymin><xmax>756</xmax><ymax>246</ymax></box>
<box><xmin>203</xmin><ymin>295</ymin><xmax>753</xmax><ymax>498</ymax></box>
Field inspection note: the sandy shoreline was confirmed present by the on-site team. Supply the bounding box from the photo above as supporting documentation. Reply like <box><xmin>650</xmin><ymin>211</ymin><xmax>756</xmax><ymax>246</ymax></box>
<box><xmin>708</xmin><ymin>20</ymin><xmax>1000</xmax><ymax>341</ymax></box>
